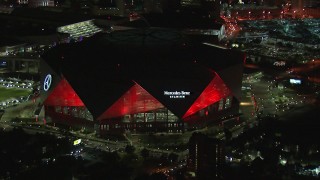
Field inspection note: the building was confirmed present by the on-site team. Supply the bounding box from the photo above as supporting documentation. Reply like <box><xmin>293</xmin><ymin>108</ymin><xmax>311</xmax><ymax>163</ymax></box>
<box><xmin>122</xmin><ymin>11</ymin><xmax>226</xmax><ymax>41</ymax></box>
<box><xmin>291</xmin><ymin>0</ymin><xmax>319</xmax><ymax>9</ymax></box>
<box><xmin>143</xmin><ymin>11</ymin><xmax>225</xmax><ymax>40</ymax></box>
<box><xmin>39</xmin><ymin>28</ymin><xmax>245</xmax><ymax>134</ymax></box>
<box><xmin>28</xmin><ymin>0</ymin><xmax>54</xmax><ymax>7</ymax></box>
<box><xmin>188</xmin><ymin>132</ymin><xmax>225</xmax><ymax>179</ymax></box>
<box><xmin>180</xmin><ymin>0</ymin><xmax>221</xmax><ymax>19</ymax></box>
<box><xmin>57</xmin><ymin>20</ymin><xmax>102</xmax><ymax>41</ymax></box>
<box><xmin>0</xmin><ymin>8</ymin><xmax>101</xmax><ymax>43</ymax></box>
<box><xmin>0</xmin><ymin>8</ymin><xmax>102</xmax><ymax>74</ymax></box>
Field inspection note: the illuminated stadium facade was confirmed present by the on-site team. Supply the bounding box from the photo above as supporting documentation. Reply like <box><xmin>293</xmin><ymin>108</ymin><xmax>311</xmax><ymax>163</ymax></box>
<box><xmin>40</xmin><ymin>28</ymin><xmax>245</xmax><ymax>134</ymax></box>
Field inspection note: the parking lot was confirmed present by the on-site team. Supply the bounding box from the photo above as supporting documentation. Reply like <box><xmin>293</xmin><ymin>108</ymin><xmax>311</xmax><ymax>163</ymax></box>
<box><xmin>0</xmin><ymin>77</ymin><xmax>34</xmax><ymax>109</ymax></box>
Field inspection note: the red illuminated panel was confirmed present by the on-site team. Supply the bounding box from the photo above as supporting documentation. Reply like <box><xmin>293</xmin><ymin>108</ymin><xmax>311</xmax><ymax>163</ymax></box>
<box><xmin>183</xmin><ymin>74</ymin><xmax>231</xmax><ymax>119</ymax></box>
<box><xmin>97</xmin><ymin>82</ymin><xmax>164</xmax><ymax>120</ymax></box>
<box><xmin>44</xmin><ymin>78</ymin><xmax>85</xmax><ymax>106</ymax></box>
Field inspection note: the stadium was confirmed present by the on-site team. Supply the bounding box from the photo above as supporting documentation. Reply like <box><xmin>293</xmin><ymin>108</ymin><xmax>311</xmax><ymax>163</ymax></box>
<box><xmin>39</xmin><ymin>28</ymin><xmax>245</xmax><ymax>134</ymax></box>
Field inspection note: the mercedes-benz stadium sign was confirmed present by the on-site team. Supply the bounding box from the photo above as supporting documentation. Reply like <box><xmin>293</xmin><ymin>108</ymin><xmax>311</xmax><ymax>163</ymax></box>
<box><xmin>43</xmin><ymin>74</ymin><xmax>52</xmax><ymax>91</ymax></box>
<box><xmin>164</xmin><ymin>91</ymin><xmax>191</xmax><ymax>99</ymax></box>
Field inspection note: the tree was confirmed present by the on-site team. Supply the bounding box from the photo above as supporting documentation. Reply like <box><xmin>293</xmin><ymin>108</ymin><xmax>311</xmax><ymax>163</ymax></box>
<box><xmin>224</xmin><ymin>128</ymin><xmax>232</xmax><ymax>141</ymax></box>
<box><xmin>140</xmin><ymin>148</ymin><xmax>149</xmax><ymax>159</ymax></box>
<box><xmin>101</xmin><ymin>151</ymin><xmax>120</xmax><ymax>163</ymax></box>
<box><xmin>149</xmin><ymin>173</ymin><xmax>168</xmax><ymax>180</ymax></box>
<box><xmin>125</xmin><ymin>145</ymin><xmax>135</xmax><ymax>154</ymax></box>
<box><xmin>168</xmin><ymin>152</ymin><xmax>178</xmax><ymax>163</ymax></box>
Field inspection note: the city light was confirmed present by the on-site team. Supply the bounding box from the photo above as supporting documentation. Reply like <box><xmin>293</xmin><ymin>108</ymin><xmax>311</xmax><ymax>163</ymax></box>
<box><xmin>1</xmin><ymin>1</ymin><xmax>320</xmax><ymax>179</ymax></box>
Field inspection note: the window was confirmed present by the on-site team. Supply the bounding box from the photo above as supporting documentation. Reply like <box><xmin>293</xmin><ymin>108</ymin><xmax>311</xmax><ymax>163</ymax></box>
<box><xmin>63</xmin><ymin>106</ymin><xmax>69</xmax><ymax>115</ymax></box>
<box><xmin>55</xmin><ymin>106</ymin><xmax>61</xmax><ymax>113</ymax></box>
<box><xmin>225</xmin><ymin>96</ymin><xmax>232</xmax><ymax>109</ymax></box>
<box><xmin>218</xmin><ymin>99</ymin><xmax>224</xmax><ymax>111</ymax></box>
<box><xmin>71</xmin><ymin>107</ymin><xmax>78</xmax><ymax>117</ymax></box>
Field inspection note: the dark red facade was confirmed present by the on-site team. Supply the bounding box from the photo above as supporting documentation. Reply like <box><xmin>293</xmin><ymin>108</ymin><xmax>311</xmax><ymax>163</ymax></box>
<box><xmin>183</xmin><ymin>73</ymin><xmax>231</xmax><ymax>119</ymax></box>
<box><xmin>44</xmin><ymin>78</ymin><xmax>84</xmax><ymax>107</ymax></box>
<box><xmin>97</xmin><ymin>82</ymin><xmax>165</xmax><ymax>121</ymax></box>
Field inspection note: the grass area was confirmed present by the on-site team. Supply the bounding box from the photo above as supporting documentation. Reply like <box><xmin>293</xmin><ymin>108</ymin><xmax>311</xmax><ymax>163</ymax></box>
<box><xmin>132</xmin><ymin>134</ymin><xmax>189</xmax><ymax>152</ymax></box>
<box><xmin>136</xmin><ymin>134</ymin><xmax>186</xmax><ymax>144</ymax></box>
<box><xmin>0</xmin><ymin>86</ymin><xmax>32</xmax><ymax>102</ymax></box>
